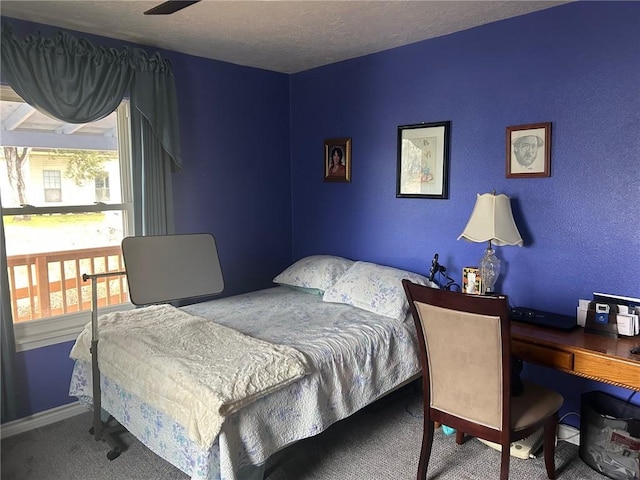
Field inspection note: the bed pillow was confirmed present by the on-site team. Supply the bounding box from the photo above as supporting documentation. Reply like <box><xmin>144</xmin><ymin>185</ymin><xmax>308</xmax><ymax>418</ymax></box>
<box><xmin>322</xmin><ymin>261</ymin><xmax>434</xmax><ymax>321</ymax></box>
<box><xmin>273</xmin><ymin>255</ymin><xmax>354</xmax><ymax>293</ymax></box>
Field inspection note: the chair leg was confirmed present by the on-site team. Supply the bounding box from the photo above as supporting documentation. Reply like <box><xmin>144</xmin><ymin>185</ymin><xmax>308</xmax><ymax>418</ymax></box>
<box><xmin>500</xmin><ymin>443</ymin><xmax>510</xmax><ymax>480</ymax></box>
<box><xmin>417</xmin><ymin>419</ymin><xmax>435</xmax><ymax>480</ymax></box>
<box><xmin>455</xmin><ymin>430</ymin><xmax>465</xmax><ymax>445</ymax></box>
<box><xmin>543</xmin><ymin>412</ymin><xmax>559</xmax><ymax>480</ymax></box>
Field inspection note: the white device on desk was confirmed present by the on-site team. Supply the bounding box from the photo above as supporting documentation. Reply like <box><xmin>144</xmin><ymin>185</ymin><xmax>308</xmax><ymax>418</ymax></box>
<box><xmin>578</xmin><ymin>293</ymin><xmax>640</xmax><ymax>336</ymax></box>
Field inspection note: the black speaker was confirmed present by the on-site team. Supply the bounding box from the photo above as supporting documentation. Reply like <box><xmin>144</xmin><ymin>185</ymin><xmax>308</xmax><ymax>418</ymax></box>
<box><xmin>510</xmin><ymin>307</ymin><xmax>537</xmax><ymax>320</ymax></box>
<box><xmin>510</xmin><ymin>306</ymin><xmax>577</xmax><ymax>331</ymax></box>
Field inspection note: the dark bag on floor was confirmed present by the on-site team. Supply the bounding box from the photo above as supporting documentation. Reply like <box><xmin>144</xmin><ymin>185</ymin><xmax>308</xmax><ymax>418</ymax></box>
<box><xmin>511</xmin><ymin>357</ymin><xmax>524</xmax><ymax>396</ymax></box>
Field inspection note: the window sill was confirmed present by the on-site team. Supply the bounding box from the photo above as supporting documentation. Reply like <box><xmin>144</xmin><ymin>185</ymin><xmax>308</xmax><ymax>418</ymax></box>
<box><xmin>14</xmin><ymin>303</ymin><xmax>134</xmax><ymax>352</ymax></box>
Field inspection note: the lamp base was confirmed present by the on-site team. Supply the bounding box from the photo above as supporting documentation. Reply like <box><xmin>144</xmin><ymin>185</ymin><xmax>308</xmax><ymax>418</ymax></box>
<box><xmin>479</xmin><ymin>246</ymin><xmax>501</xmax><ymax>295</ymax></box>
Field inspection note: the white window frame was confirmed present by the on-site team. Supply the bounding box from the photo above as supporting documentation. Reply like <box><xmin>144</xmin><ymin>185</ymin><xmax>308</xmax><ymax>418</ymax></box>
<box><xmin>2</xmin><ymin>89</ymin><xmax>135</xmax><ymax>351</ymax></box>
<box><xmin>13</xmin><ymin>303</ymin><xmax>134</xmax><ymax>352</ymax></box>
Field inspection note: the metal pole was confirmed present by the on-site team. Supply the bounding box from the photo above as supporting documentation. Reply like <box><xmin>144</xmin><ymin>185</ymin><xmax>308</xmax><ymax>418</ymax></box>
<box><xmin>82</xmin><ymin>271</ymin><xmax>125</xmax><ymax>443</ymax></box>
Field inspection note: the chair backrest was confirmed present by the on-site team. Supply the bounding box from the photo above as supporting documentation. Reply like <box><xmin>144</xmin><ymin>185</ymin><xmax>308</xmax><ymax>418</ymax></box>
<box><xmin>402</xmin><ymin>280</ymin><xmax>512</xmax><ymax>432</ymax></box>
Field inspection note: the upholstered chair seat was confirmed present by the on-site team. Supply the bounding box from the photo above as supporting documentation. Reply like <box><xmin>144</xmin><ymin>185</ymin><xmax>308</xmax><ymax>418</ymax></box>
<box><xmin>512</xmin><ymin>382</ymin><xmax>564</xmax><ymax>432</ymax></box>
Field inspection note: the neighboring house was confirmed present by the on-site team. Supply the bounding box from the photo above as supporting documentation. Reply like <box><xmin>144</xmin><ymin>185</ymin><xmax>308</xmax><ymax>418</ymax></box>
<box><xmin>0</xmin><ymin>149</ymin><xmax>120</xmax><ymax>208</ymax></box>
<box><xmin>1</xmin><ymin>98</ymin><xmax>120</xmax><ymax>210</ymax></box>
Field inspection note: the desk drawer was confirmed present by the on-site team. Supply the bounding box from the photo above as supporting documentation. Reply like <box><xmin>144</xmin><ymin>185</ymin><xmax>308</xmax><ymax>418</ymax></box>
<box><xmin>574</xmin><ymin>354</ymin><xmax>640</xmax><ymax>391</ymax></box>
<box><xmin>513</xmin><ymin>340</ymin><xmax>574</xmax><ymax>370</ymax></box>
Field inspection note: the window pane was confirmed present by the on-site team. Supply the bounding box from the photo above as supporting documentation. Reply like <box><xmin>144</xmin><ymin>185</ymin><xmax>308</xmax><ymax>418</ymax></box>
<box><xmin>43</xmin><ymin>169</ymin><xmax>62</xmax><ymax>202</ymax></box>
<box><xmin>95</xmin><ymin>173</ymin><xmax>110</xmax><ymax>202</ymax></box>
<box><xmin>43</xmin><ymin>170</ymin><xmax>61</xmax><ymax>187</ymax></box>
<box><xmin>3</xmin><ymin>216</ymin><xmax>127</xmax><ymax>320</ymax></box>
<box><xmin>1</xmin><ymin>86</ymin><xmax>131</xmax><ymax>323</ymax></box>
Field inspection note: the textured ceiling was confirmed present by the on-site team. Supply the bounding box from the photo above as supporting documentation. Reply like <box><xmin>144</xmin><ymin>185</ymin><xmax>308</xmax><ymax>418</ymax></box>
<box><xmin>0</xmin><ymin>1</ymin><xmax>570</xmax><ymax>74</ymax></box>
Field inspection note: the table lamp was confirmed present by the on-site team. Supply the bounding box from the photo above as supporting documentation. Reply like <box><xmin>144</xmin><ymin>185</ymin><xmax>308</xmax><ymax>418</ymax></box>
<box><xmin>457</xmin><ymin>192</ymin><xmax>523</xmax><ymax>294</ymax></box>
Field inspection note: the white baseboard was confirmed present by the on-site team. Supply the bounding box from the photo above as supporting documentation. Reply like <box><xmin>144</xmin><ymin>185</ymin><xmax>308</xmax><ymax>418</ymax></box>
<box><xmin>1</xmin><ymin>402</ymin><xmax>88</xmax><ymax>439</ymax></box>
<box><xmin>558</xmin><ymin>424</ymin><xmax>580</xmax><ymax>446</ymax></box>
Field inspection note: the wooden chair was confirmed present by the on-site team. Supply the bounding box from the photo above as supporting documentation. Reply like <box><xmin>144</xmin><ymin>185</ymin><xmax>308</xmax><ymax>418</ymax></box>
<box><xmin>402</xmin><ymin>280</ymin><xmax>564</xmax><ymax>480</ymax></box>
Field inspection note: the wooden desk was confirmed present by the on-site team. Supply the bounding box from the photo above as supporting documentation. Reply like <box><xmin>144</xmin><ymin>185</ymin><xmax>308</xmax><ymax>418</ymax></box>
<box><xmin>511</xmin><ymin>322</ymin><xmax>640</xmax><ymax>392</ymax></box>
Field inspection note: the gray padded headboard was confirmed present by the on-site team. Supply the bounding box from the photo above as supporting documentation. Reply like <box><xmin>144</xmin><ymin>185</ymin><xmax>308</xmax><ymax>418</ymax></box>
<box><xmin>121</xmin><ymin>233</ymin><xmax>224</xmax><ymax>305</ymax></box>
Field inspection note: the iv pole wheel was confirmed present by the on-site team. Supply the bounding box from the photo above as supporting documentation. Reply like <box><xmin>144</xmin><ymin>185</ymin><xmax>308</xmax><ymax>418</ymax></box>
<box><xmin>107</xmin><ymin>449</ymin><xmax>121</xmax><ymax>461</ymax></box>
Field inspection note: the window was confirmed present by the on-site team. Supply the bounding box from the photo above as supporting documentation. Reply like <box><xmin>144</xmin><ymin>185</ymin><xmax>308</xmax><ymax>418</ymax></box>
<box><xmin>1</xmin><ymin>85</ymin><xmax>134</xmax><ymax>351</ymax></box>
<box><xmin>43</xmin><ymin>170</ymin><xmax>62</xmax><ymax>202</ymax></box>
<box><xmin>95</xmin><ymin>173</ymin><xmax>110</xmax><ymax>202</ymax></box>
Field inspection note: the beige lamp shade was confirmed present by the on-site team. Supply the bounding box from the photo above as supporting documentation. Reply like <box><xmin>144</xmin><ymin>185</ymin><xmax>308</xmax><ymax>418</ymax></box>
<box><xmin>458</xmin><ymin>193</ymin><xmax>523</xmax><ymax>247</ymax></box>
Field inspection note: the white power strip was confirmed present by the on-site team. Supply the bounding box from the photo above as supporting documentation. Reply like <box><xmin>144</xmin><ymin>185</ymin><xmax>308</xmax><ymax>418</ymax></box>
<box><xmin>477</xmin><ymin>424</ymin><xmax>581</xmax><ymax>459</ymax></box>
<box><xmin>478</xmin><ymin>428</ymin><xmax>544</xmax><ymax>459</ymax></box>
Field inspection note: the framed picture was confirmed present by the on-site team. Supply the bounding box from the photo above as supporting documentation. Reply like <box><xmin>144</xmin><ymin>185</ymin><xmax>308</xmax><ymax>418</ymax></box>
<box><xmin>397</xmin><ymin>121</ymin><xmax>450</xmax><ymax>199</ymax></box>
<box><xmin>324</xmin><ymin>137</ymin><xmax>351</xmax><ymax>182</ymax></box>
<box><xmin>506</xmin><ymin>122</ymin><xmax>551</xmax><ymax>178</ymax></box>
<box><xmin>462</xmin><ymin>267</ymin><xmax>482</xmax><ymax>295</ymax></box>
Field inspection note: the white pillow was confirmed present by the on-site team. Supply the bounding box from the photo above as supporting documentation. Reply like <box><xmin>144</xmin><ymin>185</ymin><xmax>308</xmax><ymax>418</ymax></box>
<box><xmin>273</xmin><ymin>255</ymin><xmax>354</xmax><ymax>293</ymax></box>
<box><xmin>322</xmin><ymin>261</ymin><xmax>434</xmax><ymax>321</ymax></box>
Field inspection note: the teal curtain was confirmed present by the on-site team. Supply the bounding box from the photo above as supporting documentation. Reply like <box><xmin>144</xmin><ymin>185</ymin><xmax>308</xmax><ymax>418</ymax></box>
<box><xmin>131</xmin><ymin>57</ymin><xmax>183</xmax><ymax>173</ymax></box>
<box><xmin>0</xmin><ymin>24</ymin><xmax>183</xmax><ymax>421</ymax></box>
<box><xmin>0</xmin><ymin>202</ymin><xmax>17</xmax><ymax>423</ymax></box>
<box><xmin>130</xmin><ymin>108</ymin><xmax>176</xmax><ymax>235</ymax></box>
<box><xmin>129</xmin><ymin>52</ymin><xmax>181</xmax><ymax>235</ymax></box>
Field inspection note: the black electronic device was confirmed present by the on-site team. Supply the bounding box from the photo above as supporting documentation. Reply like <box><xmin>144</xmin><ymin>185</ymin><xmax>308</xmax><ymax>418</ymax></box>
<box><xmin>428</xmin><ymin>253</ymin><xmax>441</xmax><ymax>283</ymax></box>
<box><xmin>427</xmin><ymin>253</ymin><xmax>460</xmax><ymax>291</ymax></box>
<box><xmin>510</xmin><ymin>306</ymin><xmax>577</xmax><ymax>331</ymax></box>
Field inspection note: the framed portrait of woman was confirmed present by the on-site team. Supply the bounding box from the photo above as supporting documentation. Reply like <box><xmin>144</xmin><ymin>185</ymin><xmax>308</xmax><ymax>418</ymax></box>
<box><xmin>324</xmin><ymin>137</ymin><xmax>351</xmax><ymax>183</ymax></box>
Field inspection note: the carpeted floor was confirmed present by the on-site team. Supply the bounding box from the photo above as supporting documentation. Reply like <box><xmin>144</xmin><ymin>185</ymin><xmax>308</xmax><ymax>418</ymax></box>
<box><xmin>1</xmin><ymin>387</ymin><xmax>604</xmax><ymax>480</ymax></box>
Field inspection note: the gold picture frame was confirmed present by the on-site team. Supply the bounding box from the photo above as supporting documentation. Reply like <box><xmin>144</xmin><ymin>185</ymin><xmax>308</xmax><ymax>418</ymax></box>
<box><xmin>324</xmin><ymin>137</ymin><xmax>351</xmax><ymax>182</ymax></box>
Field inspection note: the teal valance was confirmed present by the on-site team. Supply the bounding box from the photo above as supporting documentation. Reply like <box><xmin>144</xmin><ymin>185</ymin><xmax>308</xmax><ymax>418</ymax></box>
<box><xmin>0</xmin><ymin>24</ymin><xmax>182</xmax><ymax>172</ymax></box>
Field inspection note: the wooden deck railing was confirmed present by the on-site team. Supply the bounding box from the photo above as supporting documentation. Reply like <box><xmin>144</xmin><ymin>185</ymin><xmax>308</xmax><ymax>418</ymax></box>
<box><xmin>7</xmin><ymin>246</ymin><xmax>129</xmax><ymax>322</ymax></box>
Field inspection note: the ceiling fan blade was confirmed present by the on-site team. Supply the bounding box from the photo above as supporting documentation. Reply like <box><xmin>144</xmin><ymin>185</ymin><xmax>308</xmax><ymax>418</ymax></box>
<box><xmin>144</xmin><ymin>0</ymin><xmax>201</xmax><ymax>15</ymax></box>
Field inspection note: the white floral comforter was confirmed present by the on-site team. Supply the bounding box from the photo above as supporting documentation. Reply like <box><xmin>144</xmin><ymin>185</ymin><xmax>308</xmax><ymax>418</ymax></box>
<box><xmin>69</xmin><ymin>304</ymin><xmax>309</xmax><ymax>449</ymax></box>
<box><xmin>69</xmin><ymin>287</ymin><xmax>420</xmax><ymax>480</ymax></box>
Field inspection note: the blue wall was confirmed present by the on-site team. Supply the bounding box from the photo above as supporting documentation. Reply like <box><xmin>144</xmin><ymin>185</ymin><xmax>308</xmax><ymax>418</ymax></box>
<box><xmin>3</xmin><ymin>1</ymin><xmax>640</xmax><ymax>423</ymax></box>
<box><xmin>290</xmin><ymin>1</ymin><xmax>639</xmax><ymax>308</ymax></box>
<box><xmin>168</xmin><ymin>52</ymin><xmax>292</xmax><ymax>297</ymax></box>
<box><xmin>289</xmin><ymin>1</ymin><xmax>640</xmax><ymax>422</ymax></box>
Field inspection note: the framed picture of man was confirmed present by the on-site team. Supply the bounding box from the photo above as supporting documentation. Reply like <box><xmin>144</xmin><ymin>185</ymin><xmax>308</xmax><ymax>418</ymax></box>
<box><xmin>506</xmin><ymin>122</ymin><xmax>551</xmax><ymax>178</ymax></box>
<box><xmin>324</xmin><ymin>137</ymin><xmax>351</xmax><ymax>183</ymax></box>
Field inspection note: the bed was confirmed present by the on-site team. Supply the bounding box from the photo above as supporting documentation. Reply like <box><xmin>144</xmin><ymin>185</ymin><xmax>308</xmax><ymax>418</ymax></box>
<box><xmin>69</xmin><ymin>255</ymin><xmax>433</xmax><ymax>480</ymax></box>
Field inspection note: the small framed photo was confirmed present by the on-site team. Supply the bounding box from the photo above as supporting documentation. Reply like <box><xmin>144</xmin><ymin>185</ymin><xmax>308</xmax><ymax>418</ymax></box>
<box><xmin>397</xmin><ymin>121</ymin><xmax>450</xmax><ymax>199</ymax></box>
<box><xmin>324</xmin><ymin>138</ymin><xmax>351</xmax><ymax>182</ymax></box>
<box><xmin>506</xmin><ymin>122</ymin><xmax>551</xmax><ymax>178</ymax></box>
<box><xmin>462</xmin><ymin>267</ymin><xmax>482</xmax><ymax>295</ymax></box>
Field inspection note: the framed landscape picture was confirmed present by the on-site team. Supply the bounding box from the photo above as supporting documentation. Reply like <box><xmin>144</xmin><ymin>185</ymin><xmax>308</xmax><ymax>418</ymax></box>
<box><xmin>397</xmin><ymin>121</ymin><xmax>450</xmax><ymax>198</ymax></box>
